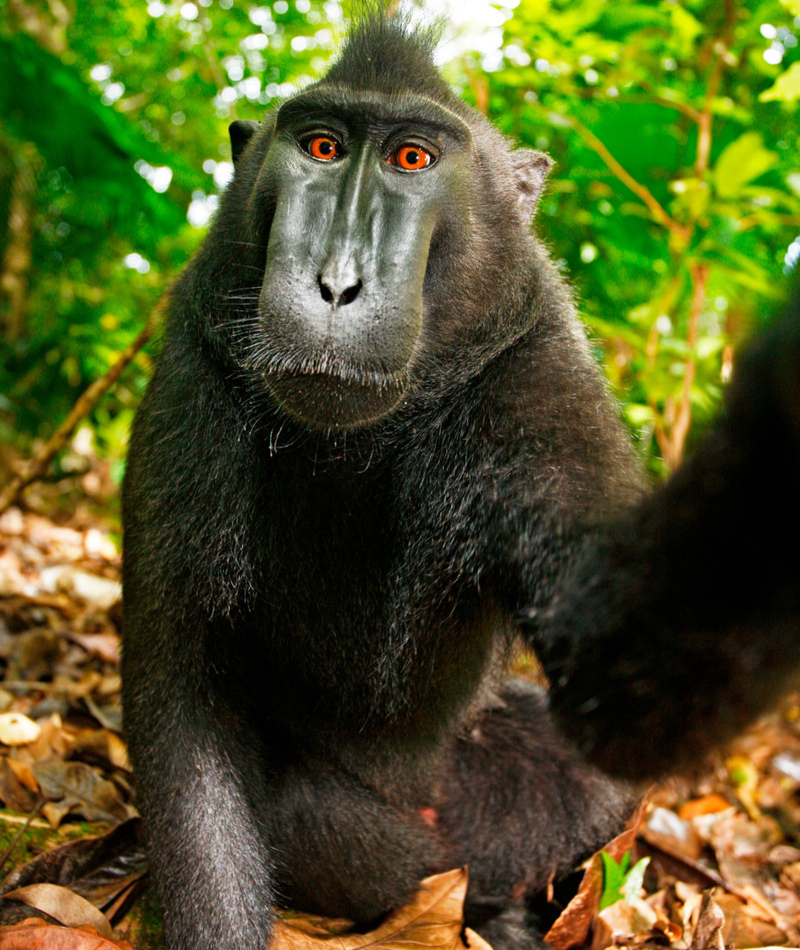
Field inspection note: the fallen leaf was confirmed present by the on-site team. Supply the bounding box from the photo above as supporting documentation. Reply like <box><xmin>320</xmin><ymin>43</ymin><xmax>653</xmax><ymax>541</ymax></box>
<box><xmin>37</xmin><ymin>569</ymin><xmax>121</xmax><ymax>612</ymax></box>
<box><xmin>274</xmin><ymin>869</ymin><xmax>492</xmax><ymax>950</ymax></box>
<box><xmin>689</xmin><ymin>892</ymin><xmax>724</xmax><ymax>950</ymax></box>
<box><xmin>1</xmin><ymin>820</ymin><xmax>145</xmax><ymax>918</ymax></box>
<box><xmin>64</xmin><ymin>635</ymin><xmax>119</xmax><ymax>666</ymax></box>
<box><xmin>15</xmin><ymin>715</ymin><xmax>71</xmax><ymax>764</ymax></box>
<box><xmin>68</xmin><ymin>732</ymin><xmax>129</xmax><ymax>773</ymax></box>
<box><xmin>0</xmin><ymin>885</ymin><xmax>112</xmax><ymax>937</ymax></box>
<box><xmin>545</xmin><ymin>799</ymin><xmax>647</xmax><ymax>950</ymax></box>
<box><xmin>7</xmin><ymin>760</ymin><xmax>39</xmax><ymax>793</ymax></box>
<box><xmin>0</xmin><ymin>758</ymin><xmax>38</xmax><ymax>812</ymax></box>
<box><xmin>0</xmin><ymin>917</ymin><xmax>133</xmax><ymax>949</ymax></box>
<box><xmin>31</xmin><ymin>760</ymin><xmax>128</xmax><ymax>826</ymax></box>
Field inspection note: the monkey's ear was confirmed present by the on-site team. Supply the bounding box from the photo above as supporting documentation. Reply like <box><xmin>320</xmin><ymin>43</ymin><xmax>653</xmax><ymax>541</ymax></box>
<box><xmin>229</xmin><ymin>120</ymin><xmax>261</xmax><ymax>164</ymax></box>
<box><xmin>512</xmin><ymin>150</ymin><xmax>552</xmax><ymax>220</ymax></box>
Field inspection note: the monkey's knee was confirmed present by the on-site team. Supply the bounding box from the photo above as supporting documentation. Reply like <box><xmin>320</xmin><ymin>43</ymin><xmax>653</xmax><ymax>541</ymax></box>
<box><xmin>439</xmin><ymin>681</ymin><xmax>634</xmax><ymax>899</ymax></box>
<box><xmin>269</xmin><ymin>765</ymin><xmax>444</xmax><ymax>923</ymax></box>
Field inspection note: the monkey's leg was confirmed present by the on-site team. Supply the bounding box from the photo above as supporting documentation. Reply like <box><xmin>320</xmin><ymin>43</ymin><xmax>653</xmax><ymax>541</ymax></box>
<box><xmin>265</xmin><ymin>759</ymin><xmax>447</xmax><ymax>925</ymax></box>
<box><xmin>438</xmin><ymin>681</ymin><xmax>634</xmax><ymax>949</ymax></box>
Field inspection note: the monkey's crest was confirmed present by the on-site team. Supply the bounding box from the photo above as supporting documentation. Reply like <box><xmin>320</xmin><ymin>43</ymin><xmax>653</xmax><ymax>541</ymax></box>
<box><xmin>323</xmin><ymin>6</ymin><xmax>453</xmax><ymax>101</ymax></box>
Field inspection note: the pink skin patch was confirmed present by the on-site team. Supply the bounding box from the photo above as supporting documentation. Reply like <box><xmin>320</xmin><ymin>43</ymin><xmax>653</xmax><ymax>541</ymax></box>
<box><xmin>419</xmin><ymin>807</ymin><xmax>438</xmax><ymax>829</ymax></box>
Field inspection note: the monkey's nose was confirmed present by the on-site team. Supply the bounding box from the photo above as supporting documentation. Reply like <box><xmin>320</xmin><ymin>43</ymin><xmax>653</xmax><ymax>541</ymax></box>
<box><xmin>318</xmin><ymin>260</ymin><xmax>363</xmax><ymax>309</ymax></box>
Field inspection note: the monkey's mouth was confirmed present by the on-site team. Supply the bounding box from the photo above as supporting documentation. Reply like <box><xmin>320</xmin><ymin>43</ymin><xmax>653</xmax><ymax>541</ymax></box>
<box><xmin>265</xmin><ymin>365</ymin><xmax>409</xmax><ymax>430</ymax></box>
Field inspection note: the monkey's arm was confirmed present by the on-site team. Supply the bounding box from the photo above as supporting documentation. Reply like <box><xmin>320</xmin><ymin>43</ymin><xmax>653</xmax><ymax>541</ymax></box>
<box><xmin>122</xmin><ymin>623</ymin><xmax>277</xmax><ymax>950</ymax></box>
<box><xmin>528</xmin><ymin>299</ymin><xmax>800</xmax><ymax>779</ymax></box>
<box><xmin>121</xmin><ymin>338</ymin><xmax>280</xmax><ymax>950</ymax></box>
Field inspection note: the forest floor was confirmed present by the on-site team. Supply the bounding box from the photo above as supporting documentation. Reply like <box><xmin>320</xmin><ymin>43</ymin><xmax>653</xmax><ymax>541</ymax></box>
<box><xmin>0</xmin><ymin>480</ymin><xmax>799</xmax><ymax>950</ymax></box>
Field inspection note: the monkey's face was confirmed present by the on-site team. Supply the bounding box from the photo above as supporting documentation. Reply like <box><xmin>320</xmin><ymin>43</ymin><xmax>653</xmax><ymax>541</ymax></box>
<box><xmin>251</xmin><ymin>86</ymin><xmax>476</xmax><ymax>430</ymax></box>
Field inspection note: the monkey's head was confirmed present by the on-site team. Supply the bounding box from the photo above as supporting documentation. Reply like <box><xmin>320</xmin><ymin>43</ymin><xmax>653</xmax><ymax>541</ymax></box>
<box><xmin>206</xmin><ymin>16</ymin><xmax>551</xmax><ymax>431</ymax></box>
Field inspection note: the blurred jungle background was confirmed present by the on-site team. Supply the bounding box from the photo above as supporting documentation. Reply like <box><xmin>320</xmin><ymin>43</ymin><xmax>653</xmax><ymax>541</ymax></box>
<box><xmin>2</xmin><ymin>0</ymin><xmax>800</xmax><ymax>513</ymax></box>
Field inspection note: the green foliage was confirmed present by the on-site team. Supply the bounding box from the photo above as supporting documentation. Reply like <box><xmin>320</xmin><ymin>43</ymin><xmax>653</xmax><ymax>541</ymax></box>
<box><xmin>599</xmin><ymin>851</ymin><xmax>650</xmax><ymax>910</ymax></box>
<box><xmin>0</xmin><ymin>0</ymin><xmax>798</xmax><ymax>481</ymax></box>
<box><xmin>486</xmin><ymin>0</ymin><xmax>800</xmax><ymax>472</ymax></box>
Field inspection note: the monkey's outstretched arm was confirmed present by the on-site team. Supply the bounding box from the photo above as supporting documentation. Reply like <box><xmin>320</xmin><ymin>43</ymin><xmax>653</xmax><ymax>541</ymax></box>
<box><xmin>528</xmin><ymin>296</ymin><xmax>800</xmax><ymax>780</ymax></box>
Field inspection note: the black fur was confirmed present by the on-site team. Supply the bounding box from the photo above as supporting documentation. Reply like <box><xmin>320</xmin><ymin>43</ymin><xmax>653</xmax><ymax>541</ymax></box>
<box><xmin>122</xmin><ymin>14</ymin><xmax>800</xmax><ymax>950</ymax></box>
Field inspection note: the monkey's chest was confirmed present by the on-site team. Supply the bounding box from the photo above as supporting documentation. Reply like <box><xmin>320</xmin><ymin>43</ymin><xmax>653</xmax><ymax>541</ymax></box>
<box><xmin>244</xmin><ymin>561</ymin><xmax>507</xmax><ymax>745</ymax></box>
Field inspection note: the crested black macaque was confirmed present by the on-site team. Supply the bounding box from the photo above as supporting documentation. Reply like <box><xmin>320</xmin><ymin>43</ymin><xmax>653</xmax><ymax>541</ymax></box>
<box><xmin>121</xmin><ymin>13</ymin><xmax>800</xmax><ymax>950</ymax></box>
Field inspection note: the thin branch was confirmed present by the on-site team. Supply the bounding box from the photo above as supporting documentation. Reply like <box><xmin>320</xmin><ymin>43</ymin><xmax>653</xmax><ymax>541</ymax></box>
<box><xmin>645</xmin><ymin>273</ymin><xmax>685</xmax><ymax>367</ymax></box>
<box><xmin>737</xmin><ymin>213</ymin><xmax>800</xmax><ymax>232</ymax></box>
<box><xmin>0</xmin><ymin>297</ymin><xmax>168</xmax><ymax>516</ymax></box>
<box><xmin>603</xmin><ymin>89</ymin><xmax>702</xmax><ymax>123</ymax></box>
<box><xmin>466</xmin><ymin>70</ymin><xmax>489</xmax><ymax>115</ymax></box>
<box><xmin>0</xmin><ymin>143</ymin><xmax>38</xmax><ymax>341</ymax></box>
<box><xmin>0</xmin><ymin>799</ymin><xmax>44</xmax><ymax>876</ymax></box>
<box><xmin>664</xmin><ymin>264</ymin><xmax>709</xmax><ymax>470</ymax></box>
<box><xmin>537</xmin><ymin>106</ymin><xmax>689</xmax><ymax>240</ymax></box>
<box><xmin>695</xmin><ymin>0</ymin><xmax>736</xmax><ymax>177</ymax></box>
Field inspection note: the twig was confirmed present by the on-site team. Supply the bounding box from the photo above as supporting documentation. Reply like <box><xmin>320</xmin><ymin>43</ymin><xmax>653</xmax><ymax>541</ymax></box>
<box><xmin>664</xmin><ymin>264</ymin><xmax>709</xmax><ymax>470</ymax></box>
<box><xmin>737</xmin><ymin>213</ymin><xmax>800</xmax><ymax>232</ymax></box>
<box><xmin>537</xmin><ymin>106</ymin><xmax>689</xmax><ymax>240</ymax></box>
<box><xmin>0</xmin><ymin>798</ymin><xmax>45</xmax><ymax>876</ymax></box>
<box><xmin>465</xmin><ymin>69</ymin><xmax>489</xmax><ymax>115</ymax></box>
<box><xmin>0</xmin><ymin>297</ymin><xmax>167</xmax><ymax>516</ymax></box>
<box><xmin>0</xmin><ymin>141</ymin><xmax>39</xmax><ymax>341</ymax></box>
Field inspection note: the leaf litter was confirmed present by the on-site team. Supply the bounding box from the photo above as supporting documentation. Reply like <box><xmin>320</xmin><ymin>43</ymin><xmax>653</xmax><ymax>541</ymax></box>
<box><xmin>2</xmin><ymin>503</ymin><xmax>800</xmax><ymax>949</ymax></box>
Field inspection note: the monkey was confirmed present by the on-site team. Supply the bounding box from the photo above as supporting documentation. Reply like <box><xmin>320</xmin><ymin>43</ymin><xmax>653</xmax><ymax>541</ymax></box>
<box><xmin>121</xmin><ymin>12</ymin><xmax>800</xmax><ymax>950</ymax></box>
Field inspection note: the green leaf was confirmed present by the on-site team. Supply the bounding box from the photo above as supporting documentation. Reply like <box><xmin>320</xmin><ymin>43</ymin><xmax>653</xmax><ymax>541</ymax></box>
<box><xmin>621</xmin><ymin>857</ymin><xmax>650</xmax><ymax>904</ymax></box>
<box><xmin>600</xmin><ymin>852</ymin><xmax>651</xmax><ymax>910</ymax></box>
<box><xmin>712</xmin><ymin>132</ymin><xmax>778</xmax><ymax>198</ymax></box>
<box><xmin>760</xmin><ymin>62</ymin><xmax>800</xmax><ymax>103</ymax></box>
<box><xmin>599</xmin><ymin>851</ymin><xmax>629</xmax><ymax>910</ymax></box>
<box><xmin>623</xmin><ymin>404</ymin><xmax>656</xmax><ymax>427</ymax></box>
<box><xmin>668</xmin><ymin>5</ymin><xmax>704</xmax><ymax>54</ymax></box>
<box><xmin>780</xmin><ymin>0</ymin><xmax>800</xmax><ymax>16</ymax></box>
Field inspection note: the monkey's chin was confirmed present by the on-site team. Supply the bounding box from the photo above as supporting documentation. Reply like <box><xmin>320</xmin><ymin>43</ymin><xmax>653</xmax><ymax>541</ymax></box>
<box><xmin>266</xmin><ymin>370</ymin><xmax>408</xmax><ymax>430</ymax></box>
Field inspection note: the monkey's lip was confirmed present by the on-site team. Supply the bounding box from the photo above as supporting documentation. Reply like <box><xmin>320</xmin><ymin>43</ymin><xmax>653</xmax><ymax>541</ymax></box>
<box><xmin>265</xmin><ymin>366</ymin><xmax>409</xmax><ymax>430</ymax></box>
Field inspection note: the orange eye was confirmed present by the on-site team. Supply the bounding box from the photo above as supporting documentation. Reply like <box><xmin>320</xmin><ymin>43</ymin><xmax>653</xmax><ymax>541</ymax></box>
<box><xmin>308</xmin><ymin>136</ymin><xmax>339</xmax><ymax>161</ymax></box>
<box><xmin>389</xmin><ymin>145</ymin><xmax>433</xmax><ymax>171</ymax></box>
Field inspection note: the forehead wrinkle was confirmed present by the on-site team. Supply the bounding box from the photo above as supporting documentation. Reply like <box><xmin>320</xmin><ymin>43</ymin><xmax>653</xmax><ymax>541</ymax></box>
<box><xmin>276</xmin><ymin>86</ymin><xmax>472</xmax><ymax>143</ymax></box>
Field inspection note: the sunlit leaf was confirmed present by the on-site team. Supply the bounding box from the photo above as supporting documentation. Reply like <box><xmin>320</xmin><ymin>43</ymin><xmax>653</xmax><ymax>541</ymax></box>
<box><xmin>760</xmin><ymin>61</ymin><xmax>800</xmax><ymax>102</ymax></box>
<box><xmin>712</xmin><ymin>132</ymin><xmax>778</xmax><ymax>198</ymax></box>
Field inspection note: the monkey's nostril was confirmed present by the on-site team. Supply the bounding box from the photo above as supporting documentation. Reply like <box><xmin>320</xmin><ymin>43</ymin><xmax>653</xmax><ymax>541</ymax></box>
<box><xmin>318</xmin><ymin>275</ymin><xmax>334</xmax><ymax>305</ymax></box>
<box><xmin>341</xmin><ymin>280</ymin><xmax>363</xmax><ymax>306</ymax></box>
<box><xmin>318</xmin><ymin>274</ymin><xmax>362</xmax><ymax>309</ymax></box>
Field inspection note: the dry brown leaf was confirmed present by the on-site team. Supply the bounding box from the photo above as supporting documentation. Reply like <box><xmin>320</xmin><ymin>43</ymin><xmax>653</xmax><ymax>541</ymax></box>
<box><xmin>64</xmin><ymin>635</ymin><xmax>119</xmax><ymax>667</ymax></box>
<box><xmin>704</xmin><ymin>889</ymin><xmax>796</xmax><ymax>949</ymax></box>
<box><xmin>544</xmin><ymin>798</ymin><xmax>647</xmax><ymax>950</ymax></box>
<box><xmin>274</xmin><ymin>869</ymin><xmax>492</xmax><ymax>950</ymax></box>
<box><xmin>0</xmin><ymin>886</ymin><xmax>111</xmax><ymax>937</ymax></box>
<box><xmin>5</xmin><ymin>631</ymin><xmax>63</xmax><ymax>685</ymax></box>
<box><xmin>14</xmin><ymin>716</ymin><xmax>71</xmax><ymax>765</ymax></box>
<box><xmin>40</xmin><ymin>803</ymin><xmax>72</xmax><ymax>830</ymax></box>
<box><xmin>68</xmin><ymin>733</ymin><xmax>129</xmax><ymax>773</ymax></box>
<box><xmin>0</xmin><ymin>917</ymin><xmax>133</xmax><ymax>950</ymax></box>
<box><xmin>0</xmin><ymin>819</ymin><xmax>145</xmax><ymax>922</ymax></box>
<box><xmin>7</xmin><ymin>760</ymin><xmax>39</xmax><ymax>794</ymax></box>
<box><xmin>31</xmin><ymin>760</ymin><xmax>128</xmax><ymax>826</ymax></box>
<box><xmin>591</xmin><ymin>900</ymin><xmax>641</xmax><ymax>950</ymax></box>
<box><xmin>0</xmin><ymin>759</ymin><xmax>38</xmax><ymax>813</ymax></box>
<box><xmin>689</xmin><ymin>892</ymin><xmax>724</xmax><ymax>950</ymax></box>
